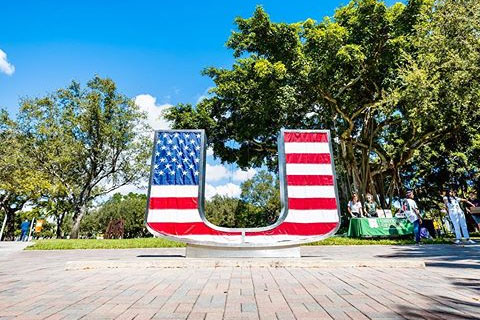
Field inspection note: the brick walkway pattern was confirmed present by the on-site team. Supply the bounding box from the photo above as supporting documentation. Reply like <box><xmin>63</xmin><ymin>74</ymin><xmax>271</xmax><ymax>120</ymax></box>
<box><xmin>0</xmin><ymin>245</ymin><xmax>479</xmax><ymax>319</ymax></box>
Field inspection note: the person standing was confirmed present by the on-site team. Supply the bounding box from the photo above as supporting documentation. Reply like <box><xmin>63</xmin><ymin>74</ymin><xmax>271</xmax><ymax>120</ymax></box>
<box><xmin>364</xmin><ymin>193</ymin><xmax>378</xmax><ymax>217</ymax></box>
<box><xmin>443</xmin><ymin>189</ymin><xmax>476</xmax><ymax>244</ymax></box>
<box><xmin>347</xmin><ymin>193</ymin><xmax>363</xmax><ymax>218</ymax></box>
<box><xmin>20</xmin><ymin>220</ymin><xmax>30</xmax><ymax>242</ymax></box>
<box><xmin>403</xmin><ymin>190</ymin><xmax>422</xmax><ymax>245</ymax></box>
<box><xmin>466</xmin><ymin>191</ymin><xmax>480</xmax><ymax>231</ymax></box>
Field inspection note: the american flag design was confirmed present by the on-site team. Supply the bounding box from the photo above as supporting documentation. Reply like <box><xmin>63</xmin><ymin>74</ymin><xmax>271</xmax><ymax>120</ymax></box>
<box><xmin>146</xmin><ymin>129</ymin><xmax>340</xmax><ymax>246</ymax></box>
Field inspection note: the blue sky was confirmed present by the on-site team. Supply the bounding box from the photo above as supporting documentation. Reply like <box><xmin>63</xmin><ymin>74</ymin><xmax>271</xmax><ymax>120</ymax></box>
<box><xmin>0</xmin><ymin>0</ymin><xmax>397</xmax><ymax>197</ymax></box>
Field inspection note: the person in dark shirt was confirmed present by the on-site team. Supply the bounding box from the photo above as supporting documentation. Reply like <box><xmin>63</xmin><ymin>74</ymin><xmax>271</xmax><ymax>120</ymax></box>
<box><xmin>364</xmin><ymin>193</ymin><xmax>378</xmax><ymax>217</ymax></box>
<box><xmin>466</xmin><ymin>191</ymin><xmax>480</xmax><ymax>231</ymax></box>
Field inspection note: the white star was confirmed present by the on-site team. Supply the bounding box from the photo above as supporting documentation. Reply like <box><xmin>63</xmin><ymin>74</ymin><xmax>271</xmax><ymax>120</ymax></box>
<box><xmin>155</xmin><ymin>152</ymin><xmax>160</xmax><ymax>156</ymax></box>
<box><xmin>174</xmin><ymin>133</ymin><xmax>179</xmax><ymax>138</ymax></box>
<box><xmin>194</xmin><ymin>171</ymin><xmax>199</xmax><ymax>176</ymax></box>
<box><xmin>166</xmin><ymin>151</ymin><xmax>172</xmax><ymax>156</ymax></box>
<box><xmin>154</xmin><ymin>164</ymin><xmax>159</xmax><ymax>169</ymax></box>
<box><xmin>160</xmin><ymin>158</ymin><xmax>166</xmax><ymax>162</ymax></box>
<box><xmin>161</xmin><ymin>146</ymin><xmax>167</xmax><ymax>150</ymax></box>
<box><xmin>158</xmin><ymin>170</ymin><xmax>164</xmax><ymax>175</ymax></box>
<box><xmin>173</xmin><ymin>145</ymin><xmax>178</xmax><ymax>150</ymax></box>
<box><xmin>185</xmin><ymin>146</ymin><xmax>190</xmax><ymax>150</ymax></box>
<box><xmin>182</xmin><ymin>158</ymin><xmax>189</xmax><ymax>163</ymax></box>
<box><xmin>182</xmin><ymin>170</ymin><xmax>188</xmax><ymax>175</ymax></box>
<box><xmin>177</xmin><ymin>151</ymin><xmax>183</xmax><ymax>156</ymax></box>
<box><xmin>196</xmin><ymin>134</ymin><xmax>201</xmax><ymax>138</ymax></box>
<box><xmin>165</xmin><ymin>164</ymin><xmax>171</xmax><ymax>169</ymax></box>
<box><xmin>189</xmin><ymin>151</ymin><xmax>195</xmax><ymax>157</ymax></box>
<box><xmin>189</xmin><ymin>164</ymin><xmax>194</xmax><ymax>169</ymax></box>
<box><xmin>177</xmin><ymin>164</ymin><xmax>182</xmax><ymax>169</ymax></box>
<box><xmin>190</xmin><ymin>139</ymin><xmax>195</xmax><ymax>144</ymax></box>
<box><xmin>179</xmin><ymin>139</ymin><xmax>184</xmax><ymax>144</ymax></box>
<box><xmin>195</xmin><ymin>146</ymin><xmax>200</xmax><ymax>150</ymax></box>
<box><xmin>162</xmin><ymin>133</ymin><xmax>168</xmax><ymax>137</ymax></box>
<box><xmin>194</xmin><ymin>158</ymin><xmax>199</xmax><ymax>163</ymax></box>
<box><xmin>169</xmin><ymin>171</ymin><xmax>175</xmax><ymax>175</ymax></box>
<box><xmin>171</xmin><ymin>158</ymin><xmax>177</xmax><ymax>162</ymax></box>
<box><xmin>167</xmin><ymin>139</ymin><xmax>173</xmax><ymax>144</ymax></box>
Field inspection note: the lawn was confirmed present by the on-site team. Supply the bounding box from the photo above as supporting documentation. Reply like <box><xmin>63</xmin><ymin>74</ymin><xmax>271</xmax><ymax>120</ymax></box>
<box><xmin>25</xmin><ymin>237</ymin><xmax>186</xmax><ymax>250</ymax></box>
<box><xmin>24</xmin><ymin>235</ymin><xmax>471</xmax><ymax>250</ymax></box>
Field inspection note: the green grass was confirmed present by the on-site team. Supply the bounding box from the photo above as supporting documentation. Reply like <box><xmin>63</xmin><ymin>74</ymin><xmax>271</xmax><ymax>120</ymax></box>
<box><xmin>25</xmin><ymin>238</ymin><xmax>186</xmax><ymax>250</ymax></box>
<box><xmin>25</xmin><ymin>235</ymin><xmax>473</xmax><ymax>250</ymax></box>
<box><xmin>307</xmin><ymin>236</ymin><xmax>455</xmax><ymax>246</ymax></box>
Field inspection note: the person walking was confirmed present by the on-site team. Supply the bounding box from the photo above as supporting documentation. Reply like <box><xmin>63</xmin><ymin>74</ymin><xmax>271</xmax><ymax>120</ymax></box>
<box><xmin>403</xmin><ymin>190</ymin><xmax>422</xmax><ymax>245</ymax></box>
<box><xmin>443</xmin><ymin>189</ymin><xmax>476</xmax><ymax>244</ymax></box>
<box><xmin>20</xmin><ymin>220</ymin><xmax>30</xmax><ymax>242</ymax></box>
<box><xmin>347</xmin><ymin>193</ymin><xmax>363</xmax><ymax>218</ymax></box>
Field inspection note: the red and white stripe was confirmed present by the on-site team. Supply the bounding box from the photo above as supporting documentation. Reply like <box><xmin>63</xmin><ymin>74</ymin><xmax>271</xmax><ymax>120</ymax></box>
<box><xmin>282</xmin><ymin>131</ymin><xmax>339</xmax><ymax>227</ymax></box>
<box><xmin>146</xmin><ymin>130</ymin><xmax>339</xmax><ymax>245</ymax></box>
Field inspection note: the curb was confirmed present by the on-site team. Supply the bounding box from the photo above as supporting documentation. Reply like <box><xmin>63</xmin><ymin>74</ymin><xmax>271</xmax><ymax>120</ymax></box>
<box><xmin>65</xmin><ymin>258</ymin><xmax>425</xmax><ymax>270</ymax></box>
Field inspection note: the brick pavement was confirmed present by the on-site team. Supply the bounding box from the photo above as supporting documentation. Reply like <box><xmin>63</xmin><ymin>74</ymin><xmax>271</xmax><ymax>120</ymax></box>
<box><xmin>0</xmin><ymin>244</ymin><xmax>479</xmax><ymax>320</ymax></box>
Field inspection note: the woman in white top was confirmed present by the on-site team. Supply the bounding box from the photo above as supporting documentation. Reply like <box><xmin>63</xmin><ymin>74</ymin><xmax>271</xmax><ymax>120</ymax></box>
<box><xmin>347</xmin><ymin>193</ymin><xmax>363</xmax><ymax>218</ymax></box>
<box><xmin>443</xmin><ymin>189</ymin><xmax>476</xmax><ymax>244</ymax></box>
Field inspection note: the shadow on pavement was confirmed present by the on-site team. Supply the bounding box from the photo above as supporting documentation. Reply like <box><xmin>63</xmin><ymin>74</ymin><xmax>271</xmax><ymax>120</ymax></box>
<box><xmin>376</xmin><ymin>244</ymin><xmax>480</xmax><ymax>269</ymax></box>
<box><xmin>449</xmin><ymin>278</ymin><xmax>480</xmax><ymax>293</ymax></box>
<box><xmin>136</xmin><ymin>254</ymin><xmax>184</xmax><ymax>258</ymax></box>
<box><xmin>426</xmin><ymin>261</ymin><xmax>480</xmax><ymax>269</ymax></box>
<box><xmin>395</xmin><ymin>294</ymin><xmax>480</xmax><ymax>320</ymax></box>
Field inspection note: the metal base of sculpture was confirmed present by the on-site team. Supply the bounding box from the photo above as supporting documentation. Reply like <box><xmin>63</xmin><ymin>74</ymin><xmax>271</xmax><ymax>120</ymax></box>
<box><xmin>186</xmin><ymin>244</ymin><xmax>300</xmax><ymax>258</ymax></box>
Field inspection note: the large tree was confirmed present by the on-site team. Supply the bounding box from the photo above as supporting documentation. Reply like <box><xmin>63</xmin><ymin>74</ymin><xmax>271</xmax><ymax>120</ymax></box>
<box><xmin>81</xmin><ymin>193</ymin><xmax>150</xmax><ymax>239</ymax></box>
<box><xmin>0</xmin><ymin>110</ymin><xmax>49</xmax><ymax>239</ymax></box>
<box><xmin>166</xmin><ymin>0</ymin><xmax>480</xmax><ymax>209</ymax></box>
<box><xmin>16</xmin><ymin>76</ymin><xmax>150</xmax><ymax>238</ymax></box>
<box><xmin>392</xmin><ymin>0</ymin><xmax>480</xmax><ymax>202</ymax></box>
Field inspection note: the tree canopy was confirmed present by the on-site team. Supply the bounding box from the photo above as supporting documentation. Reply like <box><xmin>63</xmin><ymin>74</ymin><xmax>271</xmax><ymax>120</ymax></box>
<box><xmin>165</xmin><ymin>0</ymin><xmax>480</xmax><ymax>210</ymax></box>
<box><xmin>1</xmin><ymin>76</ymin><xmax>151</xmax><ymax>238</ymax></box>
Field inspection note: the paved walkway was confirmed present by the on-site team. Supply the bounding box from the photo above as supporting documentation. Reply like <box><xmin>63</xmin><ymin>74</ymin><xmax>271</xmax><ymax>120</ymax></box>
<box><xmin>0</xmin><ymin>241</ymin><xmax>31</xmax><ymax>256</ymax></box>
<box><xmin>0</xmin><ymin>244</ymin><xmax>479</xmax><ymax>319</ymax></box>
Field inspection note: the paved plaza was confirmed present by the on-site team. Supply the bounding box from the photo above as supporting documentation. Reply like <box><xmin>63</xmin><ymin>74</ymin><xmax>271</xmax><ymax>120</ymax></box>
<box><xmin>0</xmin><ymin>244</ymin><xmax>479</xmax><ymax>320</ymax></box>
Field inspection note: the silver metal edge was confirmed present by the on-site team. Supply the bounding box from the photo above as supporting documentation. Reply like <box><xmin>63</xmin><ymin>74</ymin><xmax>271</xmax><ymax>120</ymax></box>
<box><xmin>145</xmin><ymin>128</ymin><xmax>341</xmax><ymax>247</ymax></box>
<box><xmin>144</xmin><ymin>129</ymin><xmax>204</xmax><ymax>240</ymax></box>
<box><xmin>196</xmin><ymin>130</ymin><xmax>288</xmax><ymax>233</ymax></box>
<box><xmin>143</xmin><ymin>130</ymin><xmax>159</xmax><ymax>232</ymax></box>
<box><xmin>327</xmin><ymin>129</ymin><xmax>343</xmax><ymax>237</ymax></box>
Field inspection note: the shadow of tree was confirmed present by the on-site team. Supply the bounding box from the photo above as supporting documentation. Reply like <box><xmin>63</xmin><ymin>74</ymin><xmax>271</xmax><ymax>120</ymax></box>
<box><xmin>375</xmin><ymin>244</ymin><xmax>480</xmax><ymax>269</ymax></box>
<box><xmin>136</xmin><ymin>254</ymin><xmax>184</xmax><ymax>258</ymax></box>
<box><xmin>394</xmin><ymin>294</ymin><xmax>480</xmax><ymax>320</ymax></box>
<box><xmin>449</xmin><ymin>278</ymin><xmax>480</xmax><ymax>293</ymax></box>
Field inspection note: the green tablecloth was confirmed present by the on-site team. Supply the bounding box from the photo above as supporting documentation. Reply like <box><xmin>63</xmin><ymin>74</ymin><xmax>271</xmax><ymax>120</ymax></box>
<box><xmin>347</xmin><ymin>217</ymin><xmax>413</xmax><ymax>238</ymax></box>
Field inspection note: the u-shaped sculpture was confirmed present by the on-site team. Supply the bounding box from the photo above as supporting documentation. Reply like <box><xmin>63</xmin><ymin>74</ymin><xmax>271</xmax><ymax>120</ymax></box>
<box><xmin>145</xmin><ymin>129</ymin><xmax>340</xmax><ymax>248</ymax></box>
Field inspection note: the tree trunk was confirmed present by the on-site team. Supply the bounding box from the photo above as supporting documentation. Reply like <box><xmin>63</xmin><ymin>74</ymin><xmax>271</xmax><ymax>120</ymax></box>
<box><xmin>3</xmin><ymin>209</ymin><xmax>17</xmax><ymax>241</ymax></box>
<box><xmin>70</xmin><ymin>205</ymin><xmax>87</xmax><ymax>239</ymax></box>
<box><xmin>56</xmin><ymin>212</ymin><xmax>66</xmax><ymax>239</ymax></box>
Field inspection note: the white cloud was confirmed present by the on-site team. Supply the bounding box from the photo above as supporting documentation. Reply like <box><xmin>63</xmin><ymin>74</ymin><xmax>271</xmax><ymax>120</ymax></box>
<box><xmin>196</xmin><ymin>87</ymin><xmax>213</xmax><ymax>104</ymax></box>
<box><xmin>205</xmin><ymin>183</ymin><xmax>241</xmax><ymax>200</ymax></box>
<box><xmin>206</xmin><ymin>164</ymin><xmax>229</xmax><ymax>182</ymax></box>
<box><xmin>206</xmin><ymin>163</ymin><xmax>257</xmax><ymax>183</ymax></box>
<box><xmin>135</xmin><ymin>94</ymin><xmax>172</xmax><ymax>130</ymax></box>
<box><xmin>113</xmin><ymin>184</ymin><xmax>147</xmax><ymax>196</ymax></box>
<box><xmin>206</xmin><ymin>147</ymin><xmax>214</xmax><ymax>156</ymax></box>
<box><xmin>232</xmin><ymin>168</ymin><xmax>256</xmax><ymax>182</ymax></box>
<box><xmin>0</xmin><ymin>49</ymin><xmax>15</xmax><ymax>75</ymax></box>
